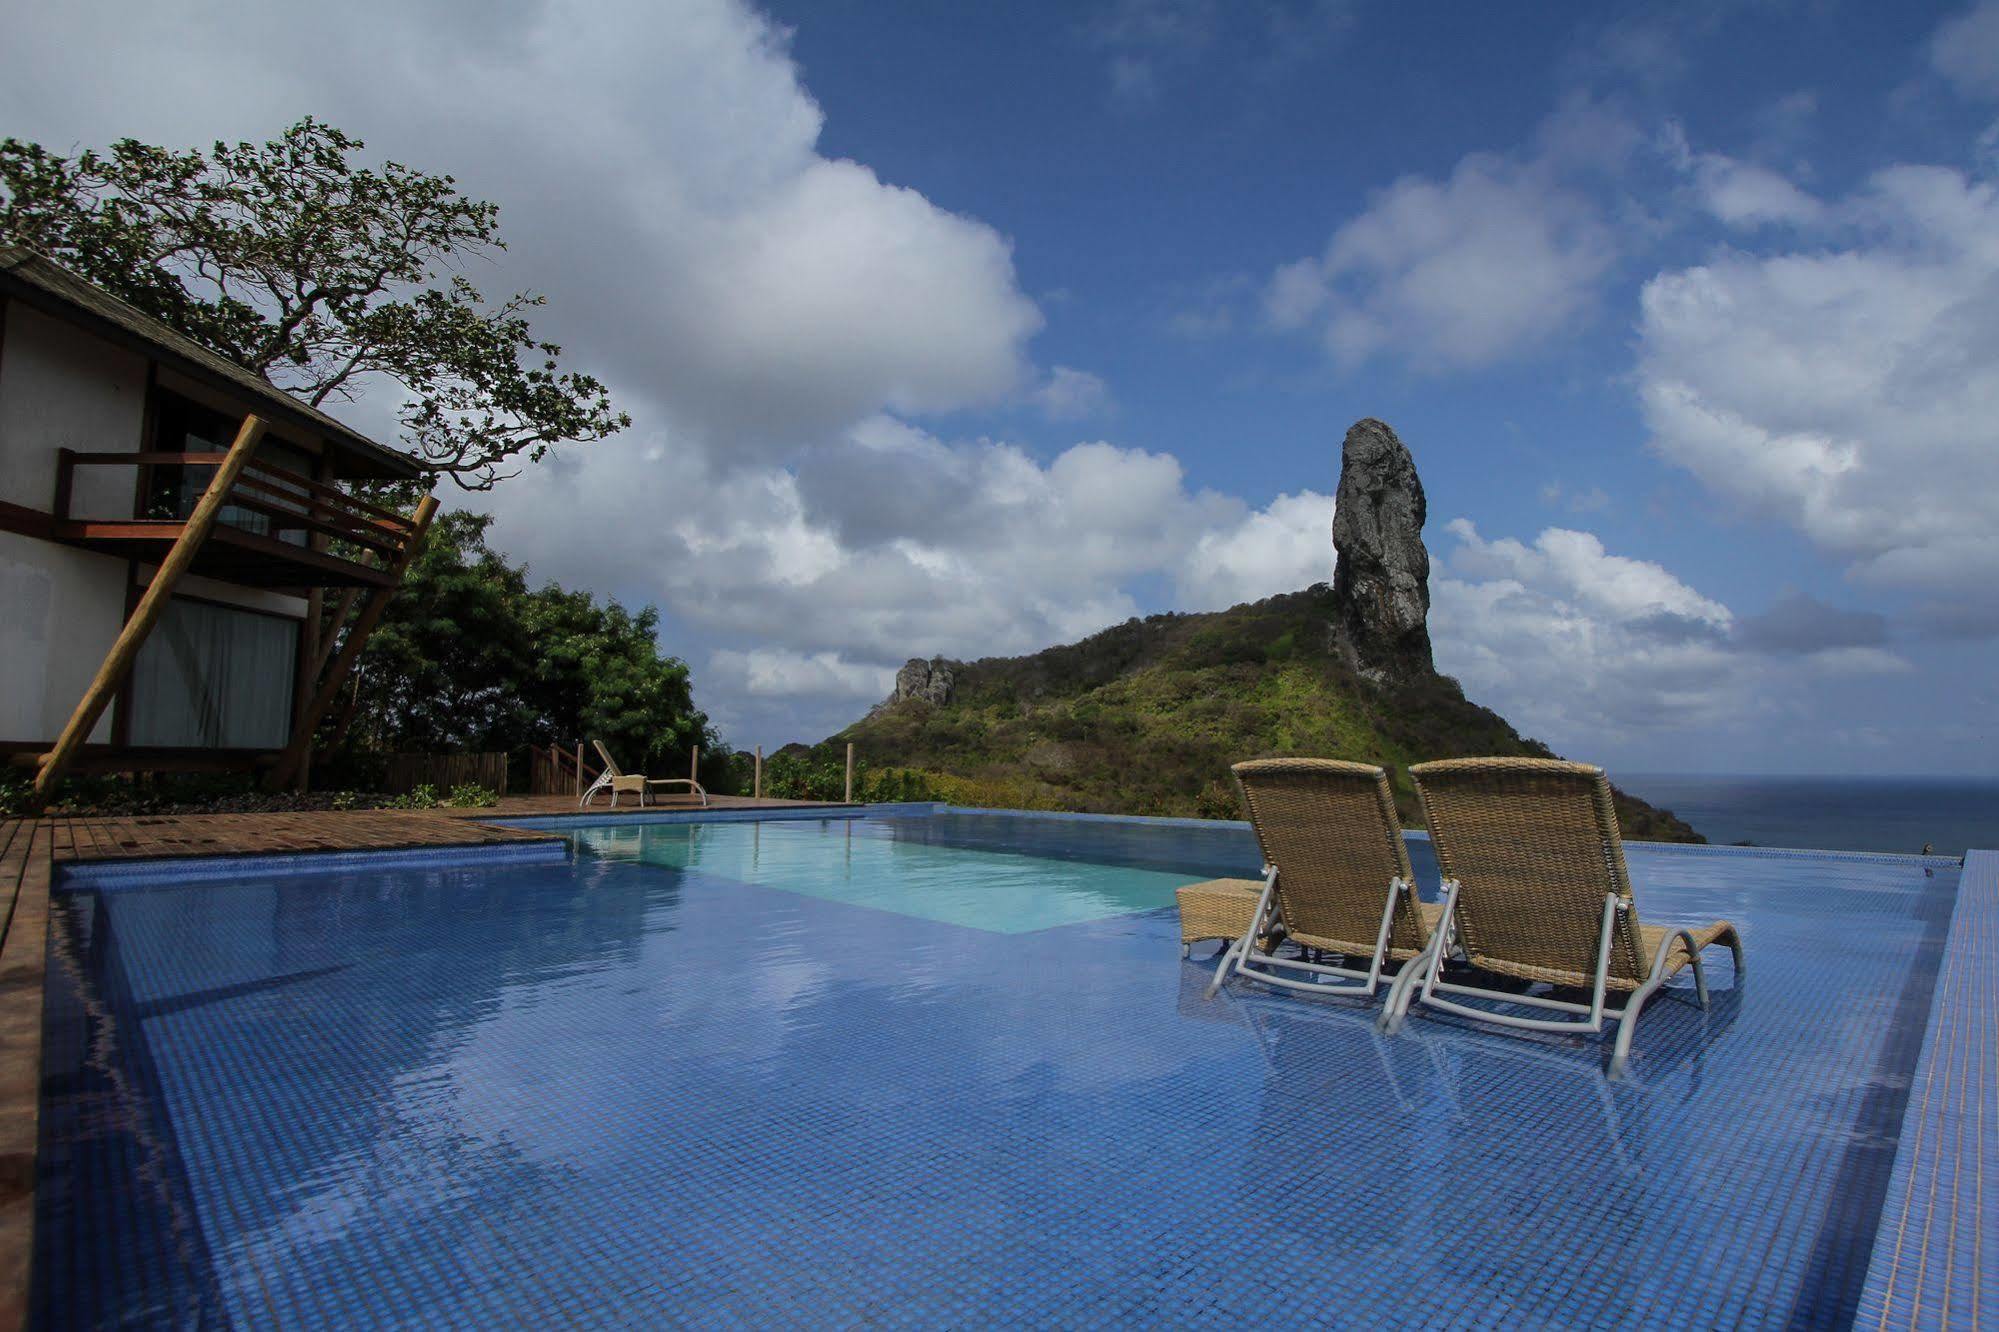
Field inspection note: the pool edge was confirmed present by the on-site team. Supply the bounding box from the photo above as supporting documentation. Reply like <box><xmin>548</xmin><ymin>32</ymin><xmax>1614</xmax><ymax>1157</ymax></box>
<box><xmin>1856</xmin><ymin>847</ymin><xmax>1998</xmax><ymax>1329</ymax></box>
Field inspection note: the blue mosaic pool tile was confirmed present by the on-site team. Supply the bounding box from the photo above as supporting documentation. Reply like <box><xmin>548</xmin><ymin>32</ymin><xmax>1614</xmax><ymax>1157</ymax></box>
<box><xmin>31</xmin><ymin>813</ymin><xmax>1976</xmax><ymax>1329</ymax></box>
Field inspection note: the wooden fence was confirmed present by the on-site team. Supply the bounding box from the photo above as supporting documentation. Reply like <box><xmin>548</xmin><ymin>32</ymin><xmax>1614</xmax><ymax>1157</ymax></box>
<box><xmin>382</xmin><ymin>752</ymin><xmax>509</xmax><ymax>796</ymax></box>
<box><xmin>528</xmin><ymin>743</ymin><xmax>601</xmax><ymax>797</ymax></box>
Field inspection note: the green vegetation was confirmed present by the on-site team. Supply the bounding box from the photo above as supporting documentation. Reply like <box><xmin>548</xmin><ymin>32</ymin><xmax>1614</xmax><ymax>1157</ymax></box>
<box><xmin>318</xmin><ymin>511</ymin><xmax>734</xmax><ymax>793</ymax></box>
<box><xmin>376</xmin><ymin>782</ymin><xmax>501</xmax><ymax>811</ymax></box>
<box><xmin>750</xmin><ymin>752</ymin><xmax>941</xmax><ymax>804</ymax></box>
<box><xmin>0</xmin><ymin>769</ymin><xmax>492</xmax><ymax>819</ymax></box>
<box><xmin>0</xmin><ymin>118</ymin><xmax>626</xmax><ymax>488</ymax></box>
<box><xmin>814</xmin><ymin>586</ymin><xmax>1702</xmax><ymax>842</ymax></box>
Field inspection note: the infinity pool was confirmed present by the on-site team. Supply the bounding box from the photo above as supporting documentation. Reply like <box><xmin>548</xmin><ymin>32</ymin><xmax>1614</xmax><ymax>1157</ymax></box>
<box><xmin>34</xmin><ymin>809</ymin><xmax>1970</xmax><ymax>1328</ymax></box>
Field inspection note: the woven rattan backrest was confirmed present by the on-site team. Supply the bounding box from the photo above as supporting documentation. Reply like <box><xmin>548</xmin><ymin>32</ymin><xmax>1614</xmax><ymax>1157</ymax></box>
<box><xmin>1410</xmin><ymin>758</ymin><xmax>1647</xmax><ymax>982</ymax></box>
<box><xmin>1230</xmin><ymin>759</ymin><xmax>1427</xmax><ymax>953</ymax></box>
<box><xmin>592</xmin><ymin>740</ymin><xmax>624</xmax><ymax>777</ymax></box>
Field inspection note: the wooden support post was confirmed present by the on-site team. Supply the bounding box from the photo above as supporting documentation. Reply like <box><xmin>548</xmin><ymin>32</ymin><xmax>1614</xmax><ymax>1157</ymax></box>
<box><xmin>263</xmin><ymin>494</ymin><xmax>439</xmax><ymax>790</ymax></box>
<box><xmin>309</xmin><ymin>547</ymin><xmax>383</xmax><ymax>683</ymax></box>
<box><xmin>293</xmin><ymin>455</ymin><xmax>335</xmax><ymax>793</ymax></box>
<box><xmin>575</xmin><ymin>741</ymin><xmax>584</xmax><ymax>798</ymax></box>
<box><xmin>690</xmin><ymin>745</ymin><xmax>700</xmax><ymax>783</ymax></box>
<box><xmin>845</xmin><ymin>742</ymin><xmax>856</xmax><ymax>804</ymax></box>
<box><xmin>295</xmin><ymin>587</ymin><xmax>324</xmax><ymax>794</ymax></box>
<box><xmin>754</xmin><ymin>745</ymin><xmax>763</xmax><ymax>800</ymax></box>
<box><xmin>33</xmin><ymin>414</ymin><xmax>267</xmax><ymax>803</ymax></box>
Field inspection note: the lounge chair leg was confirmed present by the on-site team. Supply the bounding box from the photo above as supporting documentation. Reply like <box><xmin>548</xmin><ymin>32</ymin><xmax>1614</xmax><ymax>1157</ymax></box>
<box><xmin>1691</xmin><ymin>951</ymin><xmax>1710</xmax><ymax>1009</ymax></box>
<box><xmin>1204</xmin><ymin>936</ymin><xmax>1241</xmax><ymax>999</ymax></box>
<box><xmin>1610</xmin><ymin>938</ymin><xmax>1679</xmax><ymax>1078</ymax></box>
<box><xmin>1181</xmin><ymin>943</ymin><xmax>1190</xmax><ymax>959</ymax></box>
<box><xmin>1378</xmin><ymin>936</ymin><xmax>1435</xmax><ymax>1036</ymax></box>
<box><xmin>1378</xmin><ymin>973</ymin><xmax>1412</xmax><ymax>1035</ymax></box>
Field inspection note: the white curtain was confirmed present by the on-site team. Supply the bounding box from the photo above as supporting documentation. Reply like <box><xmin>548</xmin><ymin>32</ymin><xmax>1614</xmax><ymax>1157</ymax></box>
<box><xmin>129</xmin><ymin>598</ymin><xmax>298</xmax><ymax>749</ymax></box>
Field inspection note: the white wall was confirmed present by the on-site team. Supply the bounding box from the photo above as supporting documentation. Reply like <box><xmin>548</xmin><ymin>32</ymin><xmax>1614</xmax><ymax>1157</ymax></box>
<box><xmin>0</xmin><ymin>303</ymin><xmax>150</xmax><ymax>516</ymax></box>
<box><xmin>142</xmin><ymin>568</ymin><xmax>308</xmax><ymax>620</ymax></box>
<box><xmin>0</xmin><ymin>530</ymin><xmax>125</xmax><ymax>744</ymax></box>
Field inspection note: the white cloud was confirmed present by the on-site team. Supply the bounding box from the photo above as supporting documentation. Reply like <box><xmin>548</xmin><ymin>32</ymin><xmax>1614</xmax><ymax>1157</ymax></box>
<box><xmin>482</xmin><ymin>417</ymin><xmax>1333</xmax><ymax>738</ymax></box>
<box><xmin>1444</xmin><ymin>521</ymin><xmax>1731</xmax><ymax>629</ymax></box>
<box><xmin>1032</xmin><ymin>366</ymin><xmax>1114</xmax><ymax>420</ymax></box>
<box><xmin>1430</xmin><ymin>521</ymin><xmax>1908</xmax><ymax>750</ymax></box>
<box><xmin>1266</xmin><ymin>102</ymin><xmax>1632</xmax><ymax>369</ymax></box>
<box><xmin>1179</xmin><ymin>490</ymin><xmax>1337</xmax><ymax>610</ymax></box>
<box><xmin>1636</xmin><ymin>165</ymin><xmax>1999</xmax><ymax>625</ymax></box>
<box><xmin>0</xmin><ymin>0</ymin><xmax>1043</xmax><ymax>464</ymax></box>
<box><xmin>1658</xmin><ymin>123</ymin><xmax>1825</xmax><ymax>230</ymax></box>
<box><xmin>710</xmin><ymin>649</ymin><xmax>896</xmax><ymax>699</ymax></box>
<box><xmin>1689</xmin><ymin>156</ymin><xmax>1825</xmax><ymax>229</ymax></box>
<box><xmin>1932</xmin><ymin>2</ymin><xmax>1999</xmax><ymax>99</ymax></box>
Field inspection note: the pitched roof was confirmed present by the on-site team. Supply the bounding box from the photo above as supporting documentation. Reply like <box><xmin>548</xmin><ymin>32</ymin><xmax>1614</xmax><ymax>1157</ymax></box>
<box><xmin>0</xmin><ymin>246</ymin><xmax>422</xmax><ymax>480</ymax></box>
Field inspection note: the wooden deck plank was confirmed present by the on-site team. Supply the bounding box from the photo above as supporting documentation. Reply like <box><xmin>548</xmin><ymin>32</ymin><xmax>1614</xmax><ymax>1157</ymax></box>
<box><xmin>0</xmin><ymin>821</ymin><xmax>51</xmax><ymax>1332</ymax></box>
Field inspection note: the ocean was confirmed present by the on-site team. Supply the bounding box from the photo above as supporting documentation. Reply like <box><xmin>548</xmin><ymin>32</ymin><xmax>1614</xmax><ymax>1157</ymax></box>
<box><xmin>1618</xmin><ymin>773</ymin><xmax>1999</xmax><ymax>858</ymax></box>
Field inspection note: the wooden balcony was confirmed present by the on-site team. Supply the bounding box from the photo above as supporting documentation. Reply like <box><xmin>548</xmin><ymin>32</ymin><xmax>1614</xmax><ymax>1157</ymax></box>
<box><xmin>51</xmin><ymin>449</ymin><xmax>419</xmax><ymax>589</ymax></box>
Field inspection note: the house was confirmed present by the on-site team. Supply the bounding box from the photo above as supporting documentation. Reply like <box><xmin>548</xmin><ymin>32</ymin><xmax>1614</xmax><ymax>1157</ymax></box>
<box><xmin>0</xmin><ymin>246</ymin><xmax>435</xmax><ymax>796</ymax></box>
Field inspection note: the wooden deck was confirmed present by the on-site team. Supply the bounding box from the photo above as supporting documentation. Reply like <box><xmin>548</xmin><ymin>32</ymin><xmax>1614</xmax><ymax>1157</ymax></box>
<box><xmin>35</xmin><ymin>794</ymin><xmax>844</xmax><ymax>865</ymax></box>
<box><xmin>0</xmin><ymin>822</ymin><xmax>50</xmax><ymax>1332</ymax></box>
<box><xmin>46</xmin><ymin>808</ymin><xmax>553</xmax><ymax>863</ymax></box>
<box><xmin>0</xmin><ymin>791</ymin><xmax>853</xmax><ymax>1330</ymax></box>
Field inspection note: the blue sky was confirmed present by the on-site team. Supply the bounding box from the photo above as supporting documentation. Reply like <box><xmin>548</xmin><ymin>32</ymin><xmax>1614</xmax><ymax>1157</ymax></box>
<box><xmin>4</xmin><ymin>0</ymin><xmax>1996</xmax><ymax>773</ymax></box>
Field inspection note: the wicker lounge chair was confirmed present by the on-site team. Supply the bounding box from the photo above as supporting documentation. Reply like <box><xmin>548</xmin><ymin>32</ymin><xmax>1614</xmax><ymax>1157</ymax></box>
<box><xmin>580</xmin><ymin>740</ymin><xmax>709</xmax><ymax>809</ymax></box>
<box><xmin>1206</xmin><ymin>758</ymin><xmax>1445</xmax><ymax>1001</ymax></box>
<box><xmin>1381</xmin><ymin>757</ymin><xmax>1743</xmax><ymax>1078</ymax></box>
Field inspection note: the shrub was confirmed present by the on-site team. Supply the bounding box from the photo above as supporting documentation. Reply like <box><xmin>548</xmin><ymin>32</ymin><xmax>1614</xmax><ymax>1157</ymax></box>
<box><xmin>1193</xmin><ymin>780</ymin><xmax>1241</xmax><ymax>821</ymax></box>
<box><xmin>384</xmin><ymin>784</ymin><xmax>440</xmax><ymax>810</ymax></box>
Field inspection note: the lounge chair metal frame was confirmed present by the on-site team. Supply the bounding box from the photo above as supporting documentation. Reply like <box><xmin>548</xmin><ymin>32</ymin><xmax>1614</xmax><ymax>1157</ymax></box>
<box><xmin>1381</xmin><ymin>882</ymin><xmax>1722</xmax><ymax>1077</ymax></box>
<box><xmin>1207</xmin><ymin>758</ymin><xmax>1440</xmax><ymax>1004</ymax></box>
<box><xmin>580</xmin><ymin>740</ymin><xmax>709</xmax><ymax>809</ymax></box>
<box><xmin>1207</xmin><ymin>864</ymin><xmax>1417</xmax><ymax>1000</ymax></box>
<box><xmin>1378</xmin><ymin>757</ymin><xmax>1743</xmax><ymax>1079</ymax></box>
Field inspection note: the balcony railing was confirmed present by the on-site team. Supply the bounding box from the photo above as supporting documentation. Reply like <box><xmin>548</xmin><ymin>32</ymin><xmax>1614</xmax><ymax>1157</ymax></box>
<box><xmin>51</xmin><ymin>448</ymin><xmax>419</xmax><ymax>587</ymax></box>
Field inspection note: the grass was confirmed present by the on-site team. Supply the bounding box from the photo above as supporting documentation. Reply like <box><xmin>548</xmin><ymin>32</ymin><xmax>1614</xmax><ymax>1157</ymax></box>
<box><xmin>824</xmin><ymin>585</ymin><xmax>1704</xmax><ymax>841</ymax></box>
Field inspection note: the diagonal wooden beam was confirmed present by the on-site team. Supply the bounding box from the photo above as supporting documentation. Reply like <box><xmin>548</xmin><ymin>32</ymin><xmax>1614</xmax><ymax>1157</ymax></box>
<box><xmin>32</xmin><ymin>415</ymin><xmax>267</xmax><ymax>806</ymax></box>
<box><xmin>263</xmin><ymin>494</ymin><xmax>439</xmax><ymax>791</ymax></box>
<box><xmin>311</xmin><ymin>576</ymin><xmax>370</xmax><ymax>679</ymax></box>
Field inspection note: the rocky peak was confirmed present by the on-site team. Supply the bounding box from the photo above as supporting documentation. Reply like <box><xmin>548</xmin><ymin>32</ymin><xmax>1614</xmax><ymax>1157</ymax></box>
<box><xmin>888</xmin><ymin>657</ymin><xmax>957</xmax><ymax>708</ymax></box>
<box><xmin>1331</xmin><ymin>418</ymin><xmax>1434</xmax><ymax>681</ymax></box>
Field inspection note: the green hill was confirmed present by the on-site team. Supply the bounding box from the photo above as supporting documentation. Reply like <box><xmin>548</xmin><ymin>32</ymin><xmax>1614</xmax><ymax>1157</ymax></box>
<box><xmin>823</xmin><ymin>583</ymin><xmax>1702</xmax><ymax>842</ymax></box>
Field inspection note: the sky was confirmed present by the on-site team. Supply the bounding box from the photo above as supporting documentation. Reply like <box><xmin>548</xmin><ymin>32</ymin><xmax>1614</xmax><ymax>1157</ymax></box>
<box><xmin>4</xmin><ymin>0</ymin><xmax>1997</xmax><ymax>774</ymax></box>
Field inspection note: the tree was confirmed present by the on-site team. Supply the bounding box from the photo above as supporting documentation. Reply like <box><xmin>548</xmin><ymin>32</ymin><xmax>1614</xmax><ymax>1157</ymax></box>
<box><xmin>331</xmin><ymin>511</ymin><xmax>726</xmax><ymax>785</ymax></box>
<box><xmin>0</xmin><ymin>118</ymin><xmax>627</xmax><ymax>488</ymax></box>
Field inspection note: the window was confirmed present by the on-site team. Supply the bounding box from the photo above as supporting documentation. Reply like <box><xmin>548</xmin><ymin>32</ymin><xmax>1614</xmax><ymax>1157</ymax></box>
<box><xmin>128</xmin><ymin>598</ymin><xmax>298</xmax><ymax>749</ymax></box>
<box><xmin>142</xmin><ymin>390</ymin><xmax>314</xmax><ymax>546</ymax></box>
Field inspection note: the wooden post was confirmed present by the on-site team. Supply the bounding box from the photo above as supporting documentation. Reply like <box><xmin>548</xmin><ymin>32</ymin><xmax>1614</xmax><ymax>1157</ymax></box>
<box><xmin>293</xmin><ymin>454</ymin><xmax>335</xmax><ymax>793</ymax></box>
<box><xmin>753</xmin><ymin>745</ymin><xmax>763</xmax><ymax>800</ymax></box>
<box><xmin>34</xmin><ymin>414</ymin><xmax>267</xmax><ymax>803</ymax></box>
<box><xmin>263</xmin><ymin>494</ymin><xmax>439</xmax><ymax>790</ymax></box>
<box><xmin>690</xmin><ymin>745</ymin><xmax>700</xmax><ymax>783</ymax></box>
<box><xmin>312</xmin><ymin>582</ymin><xmax>364</xmax><ymax>679</ymax></box>
<box><xmin>295</xmin><ymin>587</ymin><xmax>323</xmax><ymax>793</ymax></box>
<box><xmin>845</xmin><ymin>742</ymin><xmax>855</xmax><ymax>804</ymax></box>
<box><xmin>575</xmin><ymin>741</ymin><xmax>584</xmax><ymax>798</ymax></box>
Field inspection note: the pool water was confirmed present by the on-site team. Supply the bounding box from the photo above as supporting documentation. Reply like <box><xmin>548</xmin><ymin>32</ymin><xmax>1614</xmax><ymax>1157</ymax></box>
<box><xmin>34</xmin><ymin>812</ymin><xmax>1961</xmax><ymax>1329</ymax></box>
<box><xmin>571</xmin><ymin>818</ymin><xmax>1208</xmax><ymax>932</ymax></box>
